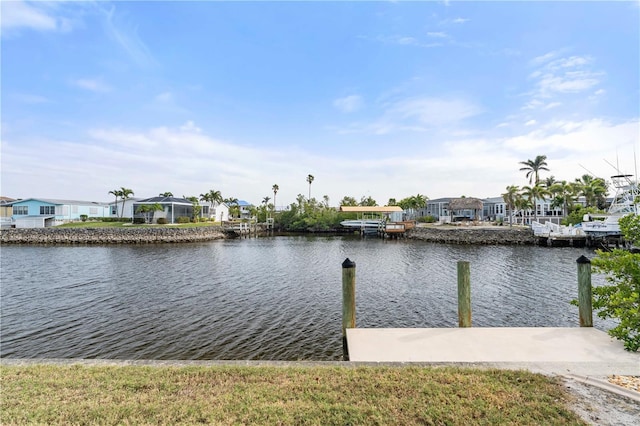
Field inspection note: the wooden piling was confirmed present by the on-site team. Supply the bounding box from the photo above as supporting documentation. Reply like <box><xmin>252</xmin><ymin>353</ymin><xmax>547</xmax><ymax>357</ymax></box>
<box><xmin>342</xmin><ymin>258</ymin><xmax>356</xmax><ymax>360</ymax></box>
<box><xmin>576</xmin><ymin>255</ymin><xmax>593</xmax><ymax>327</ymax></box>
<box><xmin>457</xmin><ymin>261</ymin><xmax>472</xmax><ymax>327</ymax></box>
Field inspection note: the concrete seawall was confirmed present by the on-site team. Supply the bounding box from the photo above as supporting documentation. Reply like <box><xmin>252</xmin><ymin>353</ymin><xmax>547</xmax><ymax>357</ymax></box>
<box><xmin>406</xmin><ymin>225</ymin><xmax>537</xmax><ymax>245</ymax></box>
<box><xmin>0</xmin><ymin>227</ymin><xmax>228</xmax><ymax>244</ymax></box>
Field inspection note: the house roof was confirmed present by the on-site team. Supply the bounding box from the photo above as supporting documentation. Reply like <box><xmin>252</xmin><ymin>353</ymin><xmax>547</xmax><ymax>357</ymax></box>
<box><xmin>448</xmin><ymin>197</ymin><xmax>483</xmax><ymax>210</ymax></box>
<box><xmin>136</xmin><ymin>196</ymin><xmax>193</xmax><ymax>204</ymax></box>
<box><xmin>426</xmin><ymin>197</ymin><xmax>453</xmax><ymax>204</ymax></box>
<box><xmin>482</xmin><ymin>197</ymin><xmax>505</xmax><ymax>204</ymax></box>
<box><xmin>9</xmin><ymin>198</ymin><xmax>110</xmax><ymax>207</ymax></box>
<box><xmin>340</xmin><ymin>206</ymin><xmax>403</xmax><ymax>213</ymax></box>
<box><xmin>237</xmin><ymin>200</ymin><xmax>252</xmax><ymax>207</ymax></box>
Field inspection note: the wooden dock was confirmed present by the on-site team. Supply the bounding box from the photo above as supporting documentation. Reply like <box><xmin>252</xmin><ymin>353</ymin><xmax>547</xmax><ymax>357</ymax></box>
<box><xmin>345</xmin><ymin>327</ymin><xmax>640</xmax><ymax>375</ymax></box>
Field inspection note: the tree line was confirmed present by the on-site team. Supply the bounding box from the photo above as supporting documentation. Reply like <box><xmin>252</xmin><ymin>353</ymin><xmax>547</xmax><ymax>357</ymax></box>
<box><xmin>502</xmin><ymin>155</ymin><xmax>608</xmax><ymax>226</ymax></box>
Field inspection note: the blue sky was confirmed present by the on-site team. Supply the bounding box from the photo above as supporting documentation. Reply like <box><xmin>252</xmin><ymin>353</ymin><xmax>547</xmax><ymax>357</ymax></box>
<box><xmin>2</xmin><ymin>1</ymin><xmax>639</xmax><ymax>206</ymax></box>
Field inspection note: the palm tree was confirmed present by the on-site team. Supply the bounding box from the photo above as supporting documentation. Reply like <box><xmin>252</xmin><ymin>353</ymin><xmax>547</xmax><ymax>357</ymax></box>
<box><xmin>543</xmin><ymin>176</ymin><xmax>557</xmax><ymax>188</ymax></box>
<box><xmin>521</xmin><ymin>184</ymin><xmax>550</xmax><ymax>223</ymax></box>
<box><xmin>200</xmin><ymin>190</ymin><xmax>223</xmax><ymax>219</ymax></box>
<box><xmin>119</xmin><ymin>187</ymin><xmax>134</xmax><ymax>218</ymax></box>
<box><xmin>575</xmin><ymin>175</ymin><xmax>608</xmax><ymax>209</ymax></box>
<box><xmin>272</xmin><ymin>184</ymin><xmax>279</xmax><ymax>214</ymax></box>
<box><xmin>549</xmin><ymin>180</ymin><xmax>576</xmax><ymax>218</ymax></box>
<box><xmin>502</xmin><ymin>185</ymin><xmax>519</xmax><ymax>227</ymax></box>
<box><xmin>136</xmin><ymin>203</ymin><xmax>163</xmax><ymax>223</ymax></box>
<box><xmin>519</xmin><ymin>155</ymin><xmax>549</xmax><ymax>185</ymax></box>
<box><xmin>514</xmin><ymin>193</ymin><xmax>531</xmax><ymax>225</ymax></box>
<box><xmin>306</xmin><ymin>174</ymin><xmax>314</xmax><ymax>200</ymax></box>
<box><xmin>108</xmin><ymin>188</ymin><xmax>122</xmax><ymax>217</ymax></box>
<box><xmin>160</xmin><ymin>192</ymin><xmax>173</xmax><ymax>197</ymax></box>
<box><xmin>224</xmin><ymin>197</ymin><xmax>239</xmax><ymax>219</ymax></box>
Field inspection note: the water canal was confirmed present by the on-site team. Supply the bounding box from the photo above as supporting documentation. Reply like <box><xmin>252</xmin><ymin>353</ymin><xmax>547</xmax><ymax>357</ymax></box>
<box><xmin>1</xmin><ymin>236</ymin><xmax>612</xmax><ymax>361</ymax></box>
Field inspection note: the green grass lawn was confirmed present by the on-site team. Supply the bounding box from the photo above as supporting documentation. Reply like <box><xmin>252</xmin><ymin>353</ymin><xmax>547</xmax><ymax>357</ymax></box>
<box><xmin>0</xmin><ymin>364</ymin><xmax>586</xmax><ymax>425</ymax></box>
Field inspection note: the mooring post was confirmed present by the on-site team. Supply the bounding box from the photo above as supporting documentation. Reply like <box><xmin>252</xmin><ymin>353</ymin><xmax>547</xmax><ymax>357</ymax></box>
<box><xmin>576</xmin><ymin>255</ymin><xmax>593</xmax><ymax>327</ymax></box>
<box><xmin>342</xmin><ymin>258</ymin><xmax>356</xmax><ymax>360</ymax></box>
<box><xmin>457</xmin><ymin>261</ymin><xmax>472</xmax><ymax>327</ymax></box>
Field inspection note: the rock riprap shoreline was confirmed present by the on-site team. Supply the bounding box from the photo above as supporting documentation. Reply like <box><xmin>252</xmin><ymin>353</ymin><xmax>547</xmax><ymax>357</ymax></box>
<box><xmin>406</xmin><ymin>225</ymin><xmax>537</xmax><ymax>245</ymax></box>
<box><xmin>0</xmin><ymin>227</ymin><xmax>228</xmax><ymax>244</ymax></box>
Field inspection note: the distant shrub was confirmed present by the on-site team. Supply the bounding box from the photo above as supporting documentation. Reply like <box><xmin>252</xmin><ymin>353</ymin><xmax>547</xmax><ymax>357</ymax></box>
<box><xmin>418</xmin><ymin>215</ymin><xmax>437</xmax><ymax>223</ymax></box>
<box><xmin>156</xmin><ymin>218</ymin><xmax>168</xmax><ymax>225</ymax></box>
<box><xmin>99</xmin><ymin>217</ymin><xmax>129</xmax><ymax>223</ymax></box>
<box><xmin>199</xmin><ymin>217</ymin><xmax>208</xmax><ymax>222</ymax></box>
<box><xmin>133</xmin><ymin>217</ymin><xmax>146</xmax><ymax>224</ymax></box>
<box><xmin>177</xmin><ymin>216</ymin><xmax>190</xmax><ymax>224</ymax></box>
<box><xmin>80</xmin><ymin>215</ymin><xmax>88</xmax><ymax>222</ymax></box>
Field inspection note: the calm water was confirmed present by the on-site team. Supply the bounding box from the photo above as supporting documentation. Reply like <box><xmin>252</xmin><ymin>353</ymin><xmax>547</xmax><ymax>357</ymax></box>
<box><xmin>1</xmin><ymin>236</ymin><xmax>610</xmax><ymax>361</ymax></box>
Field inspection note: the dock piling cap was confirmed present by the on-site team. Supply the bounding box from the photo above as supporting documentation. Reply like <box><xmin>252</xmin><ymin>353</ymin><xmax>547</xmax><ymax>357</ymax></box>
<box><xmin>576</xmin><ymin>255</ymin><xmax>591</xmax><ymax>264</ymax></box>
<box><xmin>342</xmin><ymin>258</ymin><xmax>356</xmax><ymax>268</ymax></box>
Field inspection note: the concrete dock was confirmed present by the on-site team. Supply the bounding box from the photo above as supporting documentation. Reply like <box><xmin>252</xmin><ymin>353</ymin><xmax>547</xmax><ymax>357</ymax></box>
<box><xmin>346</xmin><ymin>327</ymin><xmax>640</xmax><ymax>376</ymax></box>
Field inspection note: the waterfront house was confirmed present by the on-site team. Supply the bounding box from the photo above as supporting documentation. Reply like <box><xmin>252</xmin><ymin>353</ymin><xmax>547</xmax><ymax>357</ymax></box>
<box><xmin>237</xmin><ymin>200</ymin><xmax>254</xmax><ymax>220</ymax></box>
<box><xmin>132</xmin><ymin>196</ymin><xmax>194</xmax><ymax>224</ymax></box>
<box><xmin>424</xmin><ymin>198</ymin><xmax>452</xmax><ymax>222</ymax></box>
<box><xmin>109</xmin><ymin>198</ymin><xmax>141</xmax><ymax>219</ymax></box>
<box><xmin>10</xmin><ymin>198</ymin><xmax>110</xmax><ymax>228</ymax></box>
<box><xmin>482</xmin><ymin>197</ymin><xmax>507</xmax><ymax>222</ymax></box>
<box><xmin>448</xmin><ymin>197</ymin><xmax>484</xmax><ymax>222</ymax></box>
<box><xmin>200</xmin><ymin>201</ymin><xmax>229</xmax><ymax>222</ymax></box>
<box><xmin>0</xmin><ymin>197</ymin><xmax>16</xmax><ymax>228</ymax></box>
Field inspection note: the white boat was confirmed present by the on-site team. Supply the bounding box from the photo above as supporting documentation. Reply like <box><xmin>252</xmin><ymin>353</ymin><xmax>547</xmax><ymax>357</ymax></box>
<box><xmin>340</xmin><ymin>219</ymin><xmax>384</xmax><ymax>229</ymax></box>
<box><xmin>581</xmin><ymin>174</ymin><xmax>639</xmax><ymax>236</ymax></box>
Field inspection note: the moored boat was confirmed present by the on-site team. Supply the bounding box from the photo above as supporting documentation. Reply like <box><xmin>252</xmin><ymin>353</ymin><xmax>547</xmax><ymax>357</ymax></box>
<box><xmin>581</xmin><ymin>174</ymin><xmax>639</xmax><ymax>237</ymax></box>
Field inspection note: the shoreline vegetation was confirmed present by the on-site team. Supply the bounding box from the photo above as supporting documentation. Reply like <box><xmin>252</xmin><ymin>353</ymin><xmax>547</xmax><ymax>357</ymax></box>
<box><xmin>0</xmin><ymin>223</ymin><xmax>538</xmax><ymax>245</ymax></box>
<box><xmin>0</xmin><ymin>364</ymin><xmax>585</xmax><ymax>425</ymax></box>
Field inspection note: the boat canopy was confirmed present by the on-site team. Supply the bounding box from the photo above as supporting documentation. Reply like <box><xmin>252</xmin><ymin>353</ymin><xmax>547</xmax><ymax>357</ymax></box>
<box><xmin>339</xmin><ymin>206</ymin><xmax>403</xmax><ymax>213</ymax></box>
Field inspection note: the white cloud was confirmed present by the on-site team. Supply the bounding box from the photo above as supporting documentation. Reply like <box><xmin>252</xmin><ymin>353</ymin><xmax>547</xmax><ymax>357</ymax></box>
<box><xmin>101</xmin><ymin>5</ymin><xmax>156</xmax><ymax>67</ymax></box>
<box><xmin>11</xmin><ymin>93</ymin><xmax>50</xmax><ymax>104</ymax></box>
<box><xmin>1</xmin><ymin>1</ymin><xmax>57</xmax><ymax>32</ymax></box>
<box><xmin>452</xmin><ymin>18</ymin><xmax>469</xmax><ymax>24</ymax></box>
<box><xmin>180</xmin><ymin>121</ymin><xmax>201</xmax><ymax>133</ymax></box>
<box><xmin>155</xmin><ymin>92</ymin><xmax>173</xmax><ymax>103</ymax></box>
<box><xmin>3</xmin><ymin>118</ymin><xmax>638</xmax><ymax>205</ymax></box>
<box><xmin>73</xmin><ymin>78</ymin><xmax>112</xmax><ymax>93</ymax></box>
<box><xmin>364</xmin><ymin>34</ymin><xmax>443</xmax><ymax>48</ymax></box>
<box><xmin>530</xmin><ymin>50</ymin><xmax>561</xmax><ymax>66</ymax></box>
<box><xmin>333</xmin><ymin>95</ymin><xmax>483</xmax><ymax>136</ymax></box>
<box><xmin>426</xmin><ymin>31</ymin><xmax>448</xmax><ymax>38</ymax></box>
<box><xmin>391</xmin><ymin>97</ymin><xmax>483</xmax><ymax>126</ymax></box>
<box><xmin>522</xmin><ymin>52</ymin><xmax>604</xmax><ymax>116</ymax></box>
<box><xmin>525</xmin><ymin>120</ymin><xmax>537</xmax><ymax>126</ymax></box>
<box><xmin>0</xmin><ymin>1</ymin><xmax>79</xmax><ymax>37</ymax></box>
<box><xmin>334</xmin><ymin>95</ymin><xmax>363</xmax><ymax>113</ymax></box>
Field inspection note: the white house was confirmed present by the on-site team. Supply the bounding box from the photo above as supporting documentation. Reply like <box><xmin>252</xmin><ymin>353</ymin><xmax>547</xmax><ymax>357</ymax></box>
<box><xmin>200</xmin><ymin>202</ymin><xmax>229</xmax><ymax>222</ymax></box>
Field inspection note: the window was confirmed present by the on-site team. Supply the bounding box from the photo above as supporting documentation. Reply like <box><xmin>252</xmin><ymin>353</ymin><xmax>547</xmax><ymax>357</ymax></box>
<box><xmin>40</xmin><ymin>206</ymin><xmax>55</xmax><ymax>215</ymax></box>
<box><xmin>72</xmin><ymin>205</ymin><xmax>79</xmax><ymax>214</ymax></box>
<box><xmin>14</xmin><ymin>206</ymin><xmax>28</xmax><ymax>215</ymax></box>
<box><xmin>89</xmin><ymin>208</ymin><xmax>98</xmax><ymax>214</ymax></box>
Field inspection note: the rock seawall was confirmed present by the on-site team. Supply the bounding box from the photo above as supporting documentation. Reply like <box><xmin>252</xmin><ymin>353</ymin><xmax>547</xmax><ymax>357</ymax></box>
<box><xmin>406</xmin><ymin>226</ymin><xmax>537</xmax><ymax>245</ymax></box>
<box><xmin>0</xmin><ymin>227</ymin><xmax>228</xmax><ymax>244</ymax></box>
